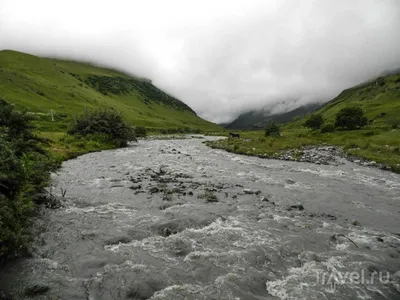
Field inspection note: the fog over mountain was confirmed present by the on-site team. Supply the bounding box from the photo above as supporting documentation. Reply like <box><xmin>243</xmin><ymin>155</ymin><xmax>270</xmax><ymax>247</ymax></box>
<box><xmin>1</xmin><ymin>0</ymin><xmax>399</xmax><ymax>123</ymax></box>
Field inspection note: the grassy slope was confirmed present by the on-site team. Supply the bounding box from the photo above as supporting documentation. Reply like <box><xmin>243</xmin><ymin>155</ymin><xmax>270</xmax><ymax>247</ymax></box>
<box><xmin>0</xmin><ymin>50</ymin><xmax>220</xmax><ymax>134</ymax></box>
<box><xmin>208</xmin><ymin>73</ymin><xmax>400</xmax><ymax>172</ymax></box>
<box><xmin>286</xmin><ymin>73</ymin><xmax>400</xmax><ymax>129</ymax></box>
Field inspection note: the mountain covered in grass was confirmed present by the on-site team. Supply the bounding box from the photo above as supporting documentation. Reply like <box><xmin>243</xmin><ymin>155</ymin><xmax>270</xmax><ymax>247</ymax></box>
<box><xmin>285</xmin><ymin>72</ymin><xmax>400</xmax><ymax>130</ymax></box>
<box><xmin>226</xmin><ymin>71</ymin><xmax>400</xmax><ymax>131</ymax></box>
<box><xmin>225</xmin><ymin>102</ymin><xmax>321</xmax><ymax>130</ymax></box>
<box><xmin>0</xmin><ymin>50</ymin><xmax>220</xmax><ymax>133</ymax></box>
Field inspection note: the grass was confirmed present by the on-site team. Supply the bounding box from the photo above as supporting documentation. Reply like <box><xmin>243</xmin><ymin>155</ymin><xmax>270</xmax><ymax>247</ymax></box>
<box><xmin>206</xmin><ymin>127</ymin><xmax>400</xmax><ymax>173</ymax></box>
<box><xmin>0</xmin><ymin>50</ymin><xmax>221</xmax><ymax>133</ymax></box>
<box><xmin>38</xmin><ymin>132</ymin><xmax>120</xmax><ymax>162</ymax></box>
<box><xmin>286</xmin><ymin>73</ymin><xmax>400</xmax><ymax>130</ymax></box>
<box><xmin>208</xmin><ymin>72</ymin><xmax>400</xmax><ymax>172</ymax></box>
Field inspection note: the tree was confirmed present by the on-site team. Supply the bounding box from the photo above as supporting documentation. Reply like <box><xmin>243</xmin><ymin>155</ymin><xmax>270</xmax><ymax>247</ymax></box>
<box><xmin>304</xmin><ymin>115</ymin><xmax>324</xmax><ymax>130</ymax></box>
<box><xmin>265</xmin><ymin>121</ymin><xmax>280</xmax><ymax>137</ymax></box>
<box><xmin>335</xmin><ymin>107</ymin><xmax>368</xmax><ymax>130</ymax></box>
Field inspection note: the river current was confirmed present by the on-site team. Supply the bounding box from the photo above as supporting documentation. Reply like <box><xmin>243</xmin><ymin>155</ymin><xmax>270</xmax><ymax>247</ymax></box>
<box><xmin>1</xmin><ymin>136</ymin><xmax>399</xmax><ymax>299</ymax></box>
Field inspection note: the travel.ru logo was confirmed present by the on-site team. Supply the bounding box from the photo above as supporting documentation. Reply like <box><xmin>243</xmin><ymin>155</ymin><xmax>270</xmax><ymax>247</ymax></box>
<box><xmin>316</xmin><ymin>269</ymin><xmax>391</xmax><ymax>291</ymax></box>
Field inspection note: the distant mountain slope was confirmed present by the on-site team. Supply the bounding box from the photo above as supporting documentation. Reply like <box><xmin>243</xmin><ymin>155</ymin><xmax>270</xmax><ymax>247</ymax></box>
<box><xmin>285</xmin><ymin>73</ymin><xmax>400</xmax><ymax>129</ymax></box>
<box><xmin>226</xmin><ymin>103</ymin><xmax>321</xmax><ymax>130</ymax></box>
<box><xmin>0</xmin><ymin>50</ymin><xmax>220</xmax><ymax>132</ymax></box>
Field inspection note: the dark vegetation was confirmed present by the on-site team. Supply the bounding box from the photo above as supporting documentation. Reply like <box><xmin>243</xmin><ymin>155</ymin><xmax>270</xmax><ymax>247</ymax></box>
<box><xmin>264</xmin><ymin>121</ymin><xmax>281</xmax><ymax>136</ymax></box>
<box><xmin>303</xmin><ymin>107</ymin><xmax>368</xmax><ymax>132</ymax></box>
<box><xmin>335</xmin><ymin>106</ymin><xmax>368</xmax><ymax>130</ymax></box>
<box><xmin>67</xmin><ymin>108</ymin><xmax>137</xmax><ymax>147</ymax></box>
<box><xmin>304</xmin><ymin>114</ymin><xmax>324</xmax><ymax>130</ymax></box>
<box><xmin>159</xmin><ymin>127</ymin><xmax>201</xmax><ymax>134</ymax></box>
<box><xmin>0</xmin><ymin>99</ymin><xmax>59</xmax><ymax>261</ymax></box>
<box><xmin>225</xmin><ymin>103</ymin><xmax>321</xmax><ymax>130</ymax></box>
<box><xmin>85</xmin><ymin>75</ymin><xmax>196</xmax><ymax>113</ymax></box>
<box><xmin>135</xmin><ymin>126</ymin><xmax>147</xmax><ymax>138</ymax></box>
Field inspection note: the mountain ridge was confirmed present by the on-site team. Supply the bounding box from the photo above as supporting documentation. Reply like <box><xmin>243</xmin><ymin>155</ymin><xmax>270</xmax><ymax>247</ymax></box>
<box><xmin>0</xmin><ymin>50</ymin><xmax>220</xmax><ymax>132</ymax></box>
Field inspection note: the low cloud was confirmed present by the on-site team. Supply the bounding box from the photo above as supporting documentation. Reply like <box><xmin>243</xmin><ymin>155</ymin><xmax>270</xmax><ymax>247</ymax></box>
<box><xmin>1</xmin><ymin>0</ymin><xmax>399</xmax><ymax>123</ymax></box>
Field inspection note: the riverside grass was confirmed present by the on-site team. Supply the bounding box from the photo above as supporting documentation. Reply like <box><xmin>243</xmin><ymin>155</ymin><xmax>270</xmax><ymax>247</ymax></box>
<box><xmin>206</xmin><ymin>128</ymin><xmax>400</xmax><ymax>173</ymax></box>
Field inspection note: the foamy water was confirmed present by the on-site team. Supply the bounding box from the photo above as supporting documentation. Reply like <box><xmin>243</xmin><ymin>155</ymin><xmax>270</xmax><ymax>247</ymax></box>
<box><xmin>0</xmin><ymin>136</ymin><xmax>399</xmax><ymax>299</ymax></box>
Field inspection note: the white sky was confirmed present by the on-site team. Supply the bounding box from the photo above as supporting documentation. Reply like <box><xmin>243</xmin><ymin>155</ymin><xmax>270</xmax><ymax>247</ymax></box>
<box><xmin>1</xmin><ymin>0</ymin><xmax>399</xmax><ymax>122</ymax></box>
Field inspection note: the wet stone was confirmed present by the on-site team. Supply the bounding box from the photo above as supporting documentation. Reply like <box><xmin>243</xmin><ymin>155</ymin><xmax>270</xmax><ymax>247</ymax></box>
<box><xmin>159</xmin><ymin>203</ymin><xmax>171</xmax><ymax>210</ymax></box>
<box><xmin>104</xmin><ymin>236</ymin><xmax>132</xmax><ymax>246</ymax></box>
<box><xmin>126</xmin><ymin>280</ymin><xmax>165</xmax><ymax>300</ymax></box>
<box><xmin>25</xmin><ymin>285</ymin><xmax>50</xmax><ymax>297</ymax></box>
<box><xmin>129</xmin><ymin>184</ymin><xmax>142</xmax><ymax>190</ymax></box>
<box><xmin>288</xmin><ymin>204</ymin><xmax>304</xmax><ymax>211</ymax></box>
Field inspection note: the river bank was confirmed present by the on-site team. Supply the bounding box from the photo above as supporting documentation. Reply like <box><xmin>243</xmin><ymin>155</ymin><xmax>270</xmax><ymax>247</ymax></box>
<box><xmin>205</xmin><ymin>128</ymin><xmax>400</xmax><ymax>173</ymax></box>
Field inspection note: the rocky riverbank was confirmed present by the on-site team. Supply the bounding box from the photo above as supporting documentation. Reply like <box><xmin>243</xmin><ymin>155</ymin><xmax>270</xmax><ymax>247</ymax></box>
<box><xmin>276</xmin><ymin>145</ymin><xmax>393</xmax><ymax>170</ymax></box>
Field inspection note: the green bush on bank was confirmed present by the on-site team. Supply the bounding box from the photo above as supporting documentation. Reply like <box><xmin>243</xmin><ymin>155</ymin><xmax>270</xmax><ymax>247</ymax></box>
<box><xmin>67</xmin><ymin>108</ymin><xmax>137</xmax><ymax>147</ymax></box>
<box><xmin>0</xmin><ymin>99</ymin><xmax>58</xmax><ymax>260</ymax></box>
<box><xmin>265</xmin><ymin>121</ymin><xmax>281</xmax><ymax>137</ymax></box>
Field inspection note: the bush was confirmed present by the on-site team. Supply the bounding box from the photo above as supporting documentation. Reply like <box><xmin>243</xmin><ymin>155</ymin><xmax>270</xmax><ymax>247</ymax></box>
<box><xmin>265</xmin><ymin>121</ymin><xmax>280</xmax><ymax>137</ymax></box>
<box><xmin>391</xmin><ymin>120</ymin><xmax>399</xmax><ymax>129</ymax></box>
<box><xmin>320</xmin><ymin>123</ymin><xmax>335</xmax><ymax>133</ymax></box>
<box><xmin>304</xmin><ymin>115</ymin><xmax>324</xmax><ymax>130</ymax></box>
<box><xmin>135</xmin><ymin>126</ymin><xmax>147</xmax><ymax>137</ymax></box>
<box><xmin>335</xmin><ymin>106</ymin><xmax>368</xmax><ymax>130</ymax></box>
<box><xmin>68</xmin><ymin>108</ymin><xmax>136</xmax><ymax>147</ymax></box>
<box><xmin>0</xmin><ymin>99</ymin><xmax>57</xmax><ymax>260</ymax></box>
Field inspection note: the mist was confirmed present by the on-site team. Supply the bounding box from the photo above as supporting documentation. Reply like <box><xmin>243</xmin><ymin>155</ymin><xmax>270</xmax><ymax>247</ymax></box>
<box><xmin>1</xmin><ymin>0</ymin><xmax>399</xmax><ymax>123</ymax></box>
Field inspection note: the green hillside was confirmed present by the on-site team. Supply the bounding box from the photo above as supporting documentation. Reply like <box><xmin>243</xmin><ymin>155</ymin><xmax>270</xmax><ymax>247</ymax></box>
<box><xmin>0</xmin><ymin>50</ymin><xmax>220</xmax><ymax>133</ymax></box>
<box><xmin>285</xmin><ymin>73</ymin><xmax>400</xmax><ymax>129</ymax></box>
<box><xmin>208</xmin><ymin>72</ymin><xmax>400</xmax><ymax>172</ymax></box>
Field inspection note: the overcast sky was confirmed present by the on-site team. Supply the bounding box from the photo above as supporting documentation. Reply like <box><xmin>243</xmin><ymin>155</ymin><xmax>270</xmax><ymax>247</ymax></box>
<box><xmin>1</xmin><ymin>0</ymin><xmax>399</xmax><ymax>123</ymax></box>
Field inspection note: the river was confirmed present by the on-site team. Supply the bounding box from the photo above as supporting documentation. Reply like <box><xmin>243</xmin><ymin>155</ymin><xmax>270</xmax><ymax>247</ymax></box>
<box><xmin>1</xmin><ymin>136</ymin><xmax>399</xmax><ymax>299</ymax></box>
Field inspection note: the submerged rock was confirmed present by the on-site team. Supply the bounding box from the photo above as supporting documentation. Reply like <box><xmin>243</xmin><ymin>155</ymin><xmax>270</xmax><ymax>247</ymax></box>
<box><xmin>288</xmin><ymin>204</ymin><xmax>304</xmax><ymax>211</ymax></box>
<box><xmin>159</xmin><ymin>203</ymin><xmax>171</xmax><ymax>210</ymax></box>
<box><xmin>25</xmin><ymin>285</ymin><xmax>49</xmax><ymax>297</ymax></box>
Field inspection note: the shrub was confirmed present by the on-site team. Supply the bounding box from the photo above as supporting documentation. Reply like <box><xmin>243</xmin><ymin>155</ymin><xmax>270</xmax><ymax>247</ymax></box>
<box><xmin>135</xmin><ymin>126</ymin><xmax>147</xmax><ymax>137</ymax></box>
<box><xmin>68</xmin><ymin>108</ymin><xmax>136</xmax><ymax>147</ymax></box>
<box><xmin>335</xmin><ymin>106</ymin><xmax>368</xmax><ymax>130</ymax></box>
<box><xmin>0</xmin><ymin>99</ymin><xmax>57</xmax><ymax>260</ymax></box>
<box><xmin>265</xmin><ymin>121</ymin><xmax>280</xmax><ymax>137</ymax></box>
<box><xmin>320</xmin><ymin>123</ymin><xmax>335</xmax><ymax>133</ymax></box>
<box><xmin>392</xmin><ymin>120</ymin><xmax>399</xmax><ymax>129</ymax></box>
<box><xmin>304</xmin><ymin>115</ymin><xmax>324</xmax><ymax>130</ymax></box>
